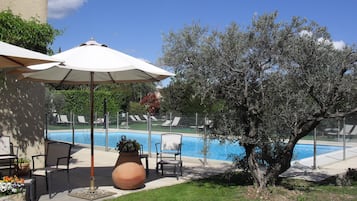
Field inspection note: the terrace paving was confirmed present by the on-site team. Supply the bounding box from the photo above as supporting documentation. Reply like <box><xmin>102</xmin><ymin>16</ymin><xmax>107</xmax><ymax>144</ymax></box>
<box><xmin>34</xmin><ymin>138</ymin><xmax>357</xmax><ymax>201</ymax></box>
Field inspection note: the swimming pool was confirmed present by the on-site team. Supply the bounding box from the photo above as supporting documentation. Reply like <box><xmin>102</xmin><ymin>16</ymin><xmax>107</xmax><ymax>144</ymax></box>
<box><xmin>47</xmin><ymin>131</ymin><xmax>342</xmax><ymax>161</ymax></box>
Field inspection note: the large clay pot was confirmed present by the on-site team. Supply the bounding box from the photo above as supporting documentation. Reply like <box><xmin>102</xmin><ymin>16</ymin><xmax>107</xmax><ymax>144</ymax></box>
<box><xmin>112</xmin><ymin>152</ymin><xmax>146</xmax><ymax>190</ymax></box>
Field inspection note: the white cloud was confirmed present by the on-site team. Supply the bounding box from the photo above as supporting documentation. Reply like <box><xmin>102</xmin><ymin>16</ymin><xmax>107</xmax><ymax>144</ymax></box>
<box><xmin>299</xmin><ymin>30</ymin><xmax>313</xmax><ymax>38</ymax></box>
<box><xmin>48</xmin><ymin>0</ymin><xmax>87</xmax><ymax>19</ymax></box>
<box><xmin>332</xmin><ymin>40</ymin><xmax>346</xmax><ymax>50</ymax></box>
<box><xmin>300</xmin><ymin>30</ymin><xmax>346</xmax><ymax>50</ymax></box>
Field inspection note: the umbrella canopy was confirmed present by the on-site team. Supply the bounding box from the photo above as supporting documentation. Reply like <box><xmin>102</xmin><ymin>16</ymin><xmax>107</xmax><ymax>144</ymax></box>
<box><xmin>22</xmin><ymin>40</ymin><xmax>173</xmax><ymax>84</ymax></box>
<box><xmin>21</xmin><ymin>39</ymin><xmax>174</xmax><ymax>192</ymax></box>
<box><xmin>0</xmin><ymin>41</ymin><xmax>61</xmax><ymax>69</ymax></box>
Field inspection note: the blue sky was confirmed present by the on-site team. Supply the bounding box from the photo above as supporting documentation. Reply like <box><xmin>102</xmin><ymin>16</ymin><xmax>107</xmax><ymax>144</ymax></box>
<box><xmin>48</xmin><ymin>0</ymin><xmax>357</xmax><ymax>66</ymax></box>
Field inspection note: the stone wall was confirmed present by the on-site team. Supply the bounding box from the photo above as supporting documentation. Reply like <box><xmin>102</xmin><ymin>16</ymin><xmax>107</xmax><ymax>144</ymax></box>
<box><xmin>0</xmin><ymin>0</ymin><xmax>47</xmax><ymax>22</ymax></box>
<box><xmin>0</xmin><ymin>74</ymin><xmax>45</xmax><ymax>160</ymax></box>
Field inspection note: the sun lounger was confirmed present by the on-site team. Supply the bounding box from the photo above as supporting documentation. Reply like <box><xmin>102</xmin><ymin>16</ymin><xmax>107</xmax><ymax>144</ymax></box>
<box><xmin>93</xmin><ymin>118</ymin><xmax>104</xmax><ymax>124</ymax></box>
<box><xmin>77</xmin><ymin>115</ymin><xmax>88</xmax><ymax>124</ymax></box>
<box><xmin>190</xmin><ymin>119</ymin><xmax>213</xmax><ymax>129</ymax></box>
<box><xmin>134</xmin><ymin>115</ymin><xmax>146</xmax><ymax>122</ymax></box>
<box><xmin>57</xmin><ymin>114</ymin><xmax>72</xmax><ymax>124</ymax></box>
<box><xmin>326</xmin><ymin>124</ymin><xmax>356</xmax><ymax>137</ymax></box>
<box><xmin>161</xmin><ymin>120</ymin><xmax>172</xmax><ymax>127</ymax></box>
<box><xmin>129</xmin><ymin>115</ymin><xmax>137</xmax><ymax>122</ymax></box>
<box><xmin>161</xmin><ymin>117</ymin><xmax>181</xmax><ymax>127</ymax></box>
<box><xmin>151</xmin><ymin>116</ymin><xmax>158</xmax><ymax>121</ymax></box>
<box><xmin>171</xmin><ymin>117</ymin><xmax>181</xmax><ymax>127</ymax></box>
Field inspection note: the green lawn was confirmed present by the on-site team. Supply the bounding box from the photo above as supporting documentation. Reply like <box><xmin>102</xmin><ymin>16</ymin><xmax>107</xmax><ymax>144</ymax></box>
<box><xmin>107</xmin><ymin>173</ymin><xmax>357</xmax><ymax>201</ymax></box>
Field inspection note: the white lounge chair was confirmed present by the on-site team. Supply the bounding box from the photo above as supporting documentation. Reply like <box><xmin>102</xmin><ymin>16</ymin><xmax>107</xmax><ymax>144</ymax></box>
<box><xmin>151</xmin><ymin>116</ymin><xmax>158</xmax><ymax>121</ymax></box>
<box><xmin>134</xmin><ymin>115</ymin><xmax>146</xmax><ymax>122</ymax></box>
<box><xmin>77</xmin><ymin>115</ymin><xmax>88</xmax><ymax>124</ymax></box>
<box><xmin>93</xmin><ymin>118</ymin><xmax>104</xmax><ymax>125</ymax></box>
<box><xmin>143</xmin><ymin>115</ymin><xmax>149</xmax><ymax>121</ymax></box>
<box><xmin>171</xmin><ymin>117</ymin><xmax>181</xmax><ymax>127</ymax></box>
<box><xmin>190</xmin><ymin>119</ymin><xmax>213</xmax><ymax>129</ymax></box>
<box><xmin>161</xmin><ymin>120</ymin><xmax>172</xmax><ymax>127</ymax></box>
<box><xmin>326</xmin><ymin>124</ymin><xmax>355</xmax><ymax>136</ymax></box>
<box><xmin>129</xmin><ymin>115</ymin><xmax>137</xmax><ymax>122</ymax></box>
<box><xmin>57</xmin><ymin>115</ymin><xmax>72</xmax><ymax>124</ymax></box>
<box><xmin>155</xmin><ymin>133</ymin><xmax>183</xmax><ymax>179</ymax></box>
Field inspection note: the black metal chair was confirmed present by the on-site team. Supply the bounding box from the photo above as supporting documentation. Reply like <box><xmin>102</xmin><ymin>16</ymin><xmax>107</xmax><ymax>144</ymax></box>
<box><xmin>139</xmin><ymin>144</ymin><xmax>149</xmax><ymax>175</ymax></box>
<box><xmin>0</xmin><ymin>136</ymin><xmax>18</xmax><ymax>176</ymax></box>
<box><xmin>31</xmin><ymin>141</ymin><xmax>72</xmax><ymax>199</ymax></box>
<box><xmin>155</xmin><ymin>133</ymin><xmax>183</xmax><ymax>179</ymax></box>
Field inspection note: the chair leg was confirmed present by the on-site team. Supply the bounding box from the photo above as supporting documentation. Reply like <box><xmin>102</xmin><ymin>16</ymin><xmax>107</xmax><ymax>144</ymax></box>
<box><xmin>48</xmin><ymin>171</ymin><xmax>52</xmax><ymax>199</ymax></box>
<box><xmin>180</xmin><ymin>161</ymin><xmax>183</xmax><ymax>176</ymax></box>
<box><xmin>45</xmin><ymin>171</ymin><xmax>49</xmax><ymax>193</ymax></box>
<box><xmin>67</xmin><ymin>169</ymin><xmax>71</xmax><ymax>193</ymax></box>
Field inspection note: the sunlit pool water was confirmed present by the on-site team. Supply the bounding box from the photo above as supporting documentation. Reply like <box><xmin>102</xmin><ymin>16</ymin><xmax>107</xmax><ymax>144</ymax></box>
<box><xmin>47</xmin><ymin>131</ymin><xmax>342</xmax><ymax>161</ymax></box>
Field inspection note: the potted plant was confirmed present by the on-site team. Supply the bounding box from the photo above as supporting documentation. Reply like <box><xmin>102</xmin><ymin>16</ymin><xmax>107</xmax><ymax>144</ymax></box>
<box><xmin>115</xmin><ymin>135</ymin><xmax>141</xmax><ymax>153</ymax></box>
<box><xmin>112</xmin><ymin>135</ymin><xmax>146</xmax><ymax>190</ymax></box>
<box><xmin>16</xmin><ymin>158</ymin><xmax>30</xmax><ymax>176</ymax></box>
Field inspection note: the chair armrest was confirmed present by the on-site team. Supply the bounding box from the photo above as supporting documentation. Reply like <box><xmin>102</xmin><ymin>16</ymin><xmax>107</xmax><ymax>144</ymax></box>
<box><xmin>56</xmin><ymin>156</ymin><xmax>72</xmax><ymax>169</ymax></box>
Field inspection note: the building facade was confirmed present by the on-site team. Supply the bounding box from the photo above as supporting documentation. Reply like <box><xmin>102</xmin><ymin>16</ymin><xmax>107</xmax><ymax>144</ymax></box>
<box><xmin>0</xmin><ymin>0</ymin><xmax>48</xmax><ymax>163</ymax></box>
<box><xmin>0</xmin><ymin>0</ymin><xmax>47</xmax><ymax>22</ymax></box>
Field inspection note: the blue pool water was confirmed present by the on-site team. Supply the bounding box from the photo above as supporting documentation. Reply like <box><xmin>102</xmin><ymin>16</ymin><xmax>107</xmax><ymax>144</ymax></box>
<box><xmin>47</xmin><ymin>131</ymin><xmax>342</xmax><ymax>161</ymax></box>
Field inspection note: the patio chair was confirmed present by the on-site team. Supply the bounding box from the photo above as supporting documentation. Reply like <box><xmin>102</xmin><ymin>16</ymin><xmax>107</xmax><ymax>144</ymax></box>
<box><xmin>134</xmin><ymin>115</ymin><xmax>146</xmax><ymax>122</ymax></box>
<box><xmin>151</xmin><ymin>116</ymin><xmax>158</xmax><ymax>121</ymax></box>
<box><xmin>139</xmin><ymin>144</ymin><xmax>149</xmax><ymax>175</ymax></box>
<box><xmin>326</xmin><ymin>124</ymin><xmax>355</xmax><ymax>136</ymax></box>
<box><xmin>0</xmin><ymin>136</ymin><xmax>18</xmax><ymax>176</ymax></box>
<box><xmin>56</xmin><ymin>114</ymin><xmax>72</xmax><ymax>124</ymax></box>
<box><xmin>129</xmin><ymin>115</ymin><xmax>137</xmax><ymax>122</ymax></box>
<box><xmin>161</xmin><ymin>119</ymin><xmax>172</xmax><ymax>127</ymax></box>
<box><xmin>77</xmin><ymin>115</ymin><xmax>88</xmax><ymax>124</ymax></box>
<box><xmin>31</xmin><ymin>141</ymin><xmax>72</xmax><ymax>199</ymax></box>
<box><xmin>93</xmin><ymin>118</ymin><xmax>104</xmax><ymax>125</ymax></box>
<box><xmin>155</xmin><ymin>133</ymin><xmax>183</xmax><ymax>179</ymax></box>
<box><xmin>170</xmin><ymin>117</ymin><xmax>181</xmax><ymax>127</ymax></box>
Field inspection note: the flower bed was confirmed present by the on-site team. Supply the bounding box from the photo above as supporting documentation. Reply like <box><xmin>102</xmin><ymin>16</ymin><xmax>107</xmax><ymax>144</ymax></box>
<box><xmin>0</xmin><ymin>176</ymin><xmax>25</xmax><ymax>196</ymax></box>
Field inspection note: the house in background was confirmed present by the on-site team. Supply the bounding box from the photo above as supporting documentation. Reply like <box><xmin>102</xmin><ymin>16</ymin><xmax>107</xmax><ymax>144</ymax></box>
<box><xmin>0</xmin><ymin>0</ymin><xmax>48</xmax><ymax>165</ymax></box>
<box><xmin>0</xmin><ymin>0</ymin><xmax>47</xmax><ymax>23</ymax></box>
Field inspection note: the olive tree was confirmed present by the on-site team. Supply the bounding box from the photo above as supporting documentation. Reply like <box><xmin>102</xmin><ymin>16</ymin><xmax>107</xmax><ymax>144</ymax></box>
<box><xmin>161</xmin><ymin>12</ymin><xmax>357</xmax><ymax>190</ymax></box>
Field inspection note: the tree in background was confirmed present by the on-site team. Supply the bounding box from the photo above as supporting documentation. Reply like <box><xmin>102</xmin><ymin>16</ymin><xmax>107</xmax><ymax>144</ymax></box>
<box><xmin>140</xmin><ymin>92</ymin><xmax>160</xmax><ymax>115</ymax></box>
<box><xmin>45</xmin><ymin>82</ymin><xmax>156</xmax><ymax>118</ymax></box>
<box><xmin>161</xmin><ymin>12</ymin><xmax>357</xmax><ymax>190</ymax></box>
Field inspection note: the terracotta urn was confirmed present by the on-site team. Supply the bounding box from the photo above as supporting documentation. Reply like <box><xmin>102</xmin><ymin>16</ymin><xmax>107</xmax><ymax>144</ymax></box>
<box><xmin>112</xmin><ymin>151</ymin><xmax>146</xmax><ymax>190</ymax></box>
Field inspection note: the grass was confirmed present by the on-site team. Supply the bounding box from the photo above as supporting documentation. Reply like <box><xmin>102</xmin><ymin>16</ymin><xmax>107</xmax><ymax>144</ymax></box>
<box><xmin>107</xmin><ymin>172</ymin><xmax>357</xmax><ymax>201</ymax></box>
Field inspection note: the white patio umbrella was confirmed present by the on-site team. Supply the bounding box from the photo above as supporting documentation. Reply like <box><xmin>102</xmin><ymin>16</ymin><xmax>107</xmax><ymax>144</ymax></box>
<box><xmin>20</xmin><ymin>39</ymin><xmax>174</xmax><ymax>195</ymax></box>
<box><xmin>0</xmin><ymin>41</ymin><xmax>61</xmax><ymax>69</ymax></box>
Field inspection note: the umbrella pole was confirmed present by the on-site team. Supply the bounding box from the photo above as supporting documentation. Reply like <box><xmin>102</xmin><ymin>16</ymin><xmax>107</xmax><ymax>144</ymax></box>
<box><xmin>90</xmin><ymin>72</ymin><xmax>95</xmax><ymax>192</ymax></box>
<box><xmin>68</xmin><ymin>72</ymin><xmax>115</xmax><ymax>201</ymax></box>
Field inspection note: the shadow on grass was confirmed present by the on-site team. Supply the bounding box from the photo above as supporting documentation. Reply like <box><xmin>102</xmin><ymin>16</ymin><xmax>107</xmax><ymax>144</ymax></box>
<box><xmin>190</xmin><ymin>171</ymin><xmax>254</xmax><ymax>187</ymax></box>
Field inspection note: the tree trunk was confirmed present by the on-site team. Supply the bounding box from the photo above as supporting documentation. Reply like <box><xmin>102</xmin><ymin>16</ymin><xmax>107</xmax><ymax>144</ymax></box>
<box><xmin>245</xmin><ymin>145</ymin><xmax>268</xmax><ymax>191</ymax></box>
<box><xmin>245</xmin><ymin>137</ymin><xmax>298</xmax><ymax>190</ymax></box>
